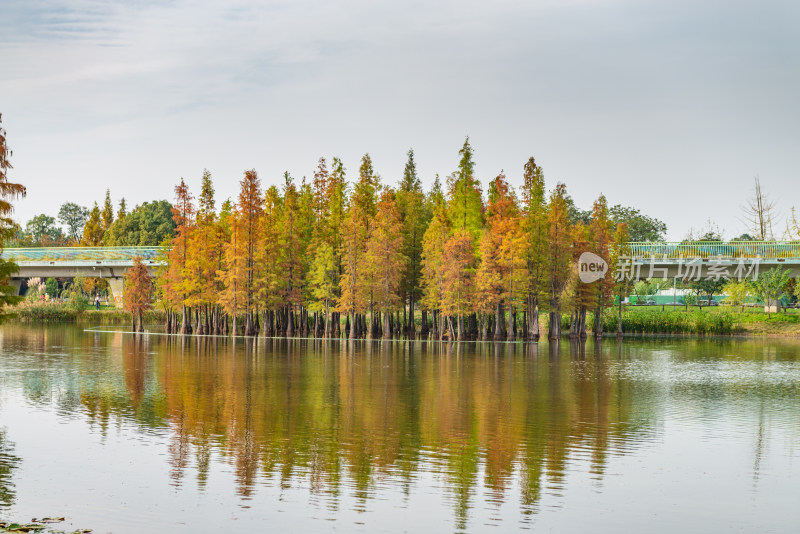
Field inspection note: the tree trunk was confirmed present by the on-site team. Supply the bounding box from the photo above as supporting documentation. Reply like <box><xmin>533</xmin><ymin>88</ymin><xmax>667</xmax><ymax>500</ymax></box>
<box><xmin>507</xmin><ymin>304</ymin><xmax>516</xmax><ymax>341</ymax></box>
<box><xmin>494</xmin><ymin>302</ymin><xmax>504</xmax><ymax>341</ymax></box>
<box><xmin>383</xmin><ymin>311</ymin><xmax>392</xmax><ymax>339</ymax></box>
<box><xmin>548</xmin><ymin>310</ymin><xmax>560</xmax><ymax>340</ymax></box>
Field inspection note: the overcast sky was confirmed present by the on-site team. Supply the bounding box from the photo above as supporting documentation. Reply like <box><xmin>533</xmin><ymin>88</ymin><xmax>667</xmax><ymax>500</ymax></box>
<box><xmin>1</xmin><ymin>0</ymin><xmax>798</xmax><ymax>240</ymax></box>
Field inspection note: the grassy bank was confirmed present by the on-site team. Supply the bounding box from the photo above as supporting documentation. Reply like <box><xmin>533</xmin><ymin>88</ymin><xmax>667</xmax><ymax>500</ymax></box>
<box><xmin>9</xmin><ymin>301</ymin><xmax>166</xmax><ymax>325</ymax></box>
<box><xmin>599</xmin><ymin>306</ymin><xmax>800</xmax><ymax>337</ymax></box>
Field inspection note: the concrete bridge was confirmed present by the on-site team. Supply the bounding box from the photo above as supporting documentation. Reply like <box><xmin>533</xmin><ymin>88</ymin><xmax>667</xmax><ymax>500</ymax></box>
<box><xmin>1</xmin><ymin>242</ymin><xmax>799</xmax><ymax>303</ymax></box>
<box><xmin>624</xmin><ymin>241</ymin><xmax>800</xmax><ymax>280</ymax></box>
<box><xmin>0</xmin><ymin>246</ymin><xmax>161</xmax><ymax>305</ymax></box>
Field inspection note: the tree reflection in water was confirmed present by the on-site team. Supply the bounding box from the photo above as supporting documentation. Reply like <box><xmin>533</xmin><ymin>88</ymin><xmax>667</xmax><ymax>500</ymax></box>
<box><xmin>19</xmin><ymin>326</ymin><xmax>786</xmax><ymax>528</ymax></box>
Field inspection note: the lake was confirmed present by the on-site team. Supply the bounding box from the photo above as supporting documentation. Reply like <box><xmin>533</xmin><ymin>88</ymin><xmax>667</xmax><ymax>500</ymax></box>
<box><xmin>0</xmin><ymin>324</ymin><xmax>798</xmax><ymax>533</ymax></box>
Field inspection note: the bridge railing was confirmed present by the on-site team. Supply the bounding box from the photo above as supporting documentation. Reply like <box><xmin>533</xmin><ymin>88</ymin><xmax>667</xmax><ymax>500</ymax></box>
<box><xmin>3</xmin><ymin>242</ymin><xmax>800</xmax><ymax>263</ymax></box>
<box><xmin>0</xmin><ymin>246</ymin><xmax>164</xmax><ymax>263</ymax></box>
<box><xmin>628</xmin><ymin>241</ymin><xmax>800</xmax><ymax>259</ymax></box>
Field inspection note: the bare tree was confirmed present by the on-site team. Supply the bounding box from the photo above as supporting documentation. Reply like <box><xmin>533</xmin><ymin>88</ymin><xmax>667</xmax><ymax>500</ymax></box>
<box><xmin>741</xmin><ymin>176</ymin><xmax>778</xmax><ymax>241</ymax></box>
<box><xmin>787</xmin><ymin>207</ymin><xmax>800</xmax><ymax>240</ymax></box>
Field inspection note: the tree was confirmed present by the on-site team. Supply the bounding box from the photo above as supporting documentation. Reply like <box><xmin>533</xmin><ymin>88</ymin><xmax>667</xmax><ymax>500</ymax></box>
<box><xmin>164</xmin><ymin>178</ymin><xmax>195</xmax><ymax>333</ymax></box>
<box><xmin>103</xmin><ymin>200</ymin><xmax>176</xmax><ymax>246</ymax></box>
<box><xmin>692</xmin><ymin>277</ymin><xmax>727</xmax><ymax>306</ymax></box>
<box><xmin>234</xmin><ymin>170</ymin><xmax>262</xmax><ymax>335</ymax></box>
<box><xmin>440</xmin><ymin>229</ymin><xmax>476</xmax><ymax>340</ymax></box>
<box><xmin>81</xmin><ymin>203</ymin><xmax>105</xmax><ymax>246</ymax></box>
<box><xmin>588</xmin><ymin>195</ymin><xmax>615</xmax><ymax>338</ymax></box>
<box><xmin>447</xmin><ymin>137</ymin><xmax>484</xmax><ymax>241</ymax></box>
<box><xmin>364</xmin><ymin>189</ymin><xmax>407</xmax><ymax>338</ymax></box>
<box><xmin>396</xmin><ymin>148</ymin><xmax>430</xmax><ymax>335</ymax></box>
<box><xmin>611</xmin><ymin>222</ymin><xmax>632</xmax><ymax>335</ymax></box>
<box><xmin>279</xmin><ymin>172</ymin><xmax>303</xmax><ymax>337</ymax></box>
<box><xmin>58</xmin><ymin>203</ymin><xmax>89</xmax><ymax>243</ymax></box>
<box><xmin>45</xmin><ymin>277</ymin><xmax>59</xmax><ymax>299</ymax></box>
<box><xmin>101</xmin><ymin>189</ymin><xmax>114</xmax><ymax>231</ymax></box>
<box><xmin>475</xmin><ymin>172</ymin><xmax>525</xmax><ymax>340</ymax></box>
<box><xmin>421</xmin><ymin>176</ymin><xmax>449</xmax><ymax>338</ymax></box>
<box><xmin>0</xmin><ymin>113</ymin><xmax>24</xmax><ymax>320</ymax></box>
<box><xmin>25</xmin><ymin>214</ymin><xmax>64</xmax><ymax>245</ymax></box>
<box><xmin>609</xmin><ymin>205</ymin><xmax>667</xmax><ymax>242</ymax></box>
<box><xmin>752</xmin><ymin>266</ymin><xmax>790</xmax><ymax>317</ymax></box>
<box><xmin>520</xmin><ymin>157</ymin><xmax>549</xmax><ymax>340</ymax></box>
<box><xmin>117</xmin><ymin>198</ymin><xmax>128</xmax><ymax>219</ymax></box>
<box><xmin>546</xmin><ymin>183</ymin><xmax>573</xmax><ymax>340</ymax></box>
<box><xmin>255</xmin><ymin>185</ymin><xmax>283</xmax><ymax>336</ymax></box>
<box><xmin>185</xmin><ymin>170</ymin><xmax>220</xmax><ymax>334</ymax></box>
<box><xmin>723</xmin><ymin>280</ymin><xmax>750</xmax><ymax>311</ymax></box>
<box><xmin>741</xmin><ymin>176</ymin><xmax>778</xmax><ymax>241</ymax></box>
<box><xmin>123</xmin><ymin>257</ymin><xmax>153</xmax><ymax>332</ymax></box>
<box><xmin>338</xmin><ymin>154</ymin><xmax>378</xmax><ymax>338</ymax></box>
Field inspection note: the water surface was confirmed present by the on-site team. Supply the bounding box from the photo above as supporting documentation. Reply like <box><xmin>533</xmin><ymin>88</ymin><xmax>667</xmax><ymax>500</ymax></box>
<box><xmin>0</xmin><ymin>325</ymin><xmax>798</xmax><ymax>533</ymax></box>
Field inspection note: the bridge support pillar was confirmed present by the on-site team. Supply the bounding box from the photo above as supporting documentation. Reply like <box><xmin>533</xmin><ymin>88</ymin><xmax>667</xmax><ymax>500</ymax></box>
<box><xmin>7</xmin><ymin>279</ymin><xmax>22</xmax><ymax>296</ymax></box>
<box><xmin>108</xmin><ymin>278</ymin><xmax>124</xmax><ymax>309</ymax></box>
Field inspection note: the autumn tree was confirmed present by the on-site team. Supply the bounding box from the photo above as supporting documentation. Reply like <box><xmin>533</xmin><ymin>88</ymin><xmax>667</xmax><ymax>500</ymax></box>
<box><xmin>441</xmin><ymin>229</ymin><xmax>476</xmax><ymax>340</ymax></box>
<box><xmin>0</xmin><ymin>113</ymin><xmax>25</xmax><ymax>318</ymax></box>
<box><xmin>255</xmin><ymin>185</ymin><xmax>283</xmax><ymax>336</ymax></box>
<box><xmin>124</xmin><ymin>256</ymin><xmax>153</xmax><ymax>332</ymax></box>
<box><xmin>185</xmin><ymin>170</ymin><xmax>220</xmax><ymax>334</ymax></box>
<box><xmin>82</xmin><ymin>202</ymin><xmax>105</xmax><ymax>245</ymax></box>
<box><xmin>164</xmin><ymin>178</ymin><xmax>195</xmax><ymax>333</ymax></box>
<box><xmin>364</xmin><ymin>189</ymin><xmax>406</xmax><ymax>338</ymax></box>
<box><xmin>236</xmin><ymin>169</ymin><xmax>262</xmax><ymax>335</ymax></box>
<box><xmin>421</xmin><ymin>176</ymin><xmax>449</xmax><ymax>338</ymax></box>
<box><xmin>279</xmin><ymin>172</ymin><xmax>304</xmax><ymax>337</ymax></box>
<box><xmin>338</xmin><ymin>154</ymin><xmax>378</xmax><ymax>339</ymax></box>
<box><xmin>475</xmin><ymin>172</ymin><xmax>525</xmax><ymax>340</ymax></box>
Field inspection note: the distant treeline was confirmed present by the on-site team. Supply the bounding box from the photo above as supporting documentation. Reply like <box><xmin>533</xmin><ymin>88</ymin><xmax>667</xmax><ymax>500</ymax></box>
<box><xmin>158</xmin><ymin>138</ymin><xmax>667</xmax><ymax>341</ymax></box>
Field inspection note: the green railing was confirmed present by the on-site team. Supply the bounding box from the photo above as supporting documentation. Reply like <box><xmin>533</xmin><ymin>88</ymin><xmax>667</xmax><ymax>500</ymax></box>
<box><xmin>0</xmin><ymin>246</ymin><xmax>163</xmax><ymax>263</ymax></box>
<box><xmin>628</xmin><ymin>241</ymin><xmax>800</xmax><ymax>259</ymax></box>
<box><xmin>2</xmin><ymin>242</ymin><xmax>800</xmax><ymax>263</ymax></box>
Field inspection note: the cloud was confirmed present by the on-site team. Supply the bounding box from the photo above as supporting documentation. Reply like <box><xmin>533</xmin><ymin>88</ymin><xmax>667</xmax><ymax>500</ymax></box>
<box><xmin>1</xmin><ymin>0</ymin><xmax>798</xmax><ymax>239</ymax></box>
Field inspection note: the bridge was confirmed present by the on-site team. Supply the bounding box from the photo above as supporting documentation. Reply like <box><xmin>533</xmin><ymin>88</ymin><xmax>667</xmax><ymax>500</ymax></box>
<box><xmin>0</xmin><ymin>246</ymin><xmax>162</xmax><ymax>306</ymax></box>
<box><xmin>1</xmin><ymin>242</ymin><xmax>799</xmax><ymax>303</ymax></box>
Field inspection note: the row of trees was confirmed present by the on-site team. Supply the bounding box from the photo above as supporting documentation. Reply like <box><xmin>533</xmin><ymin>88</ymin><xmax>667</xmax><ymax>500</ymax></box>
<box><xmin>159</xmin><ymin>139</ymin><xmax>641</xmax><ymax>341</ymax></box>
<box><xmin>11</xmin><ymin>192</ymin><xmax>175</xmax><ymax>247</ymax></box>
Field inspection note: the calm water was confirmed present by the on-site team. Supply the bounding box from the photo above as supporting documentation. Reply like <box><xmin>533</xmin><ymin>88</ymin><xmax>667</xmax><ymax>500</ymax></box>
<box><xmin>0</xmin><ymin>325</ymin><xmax>798</xmax><ymax>533</ymax></box>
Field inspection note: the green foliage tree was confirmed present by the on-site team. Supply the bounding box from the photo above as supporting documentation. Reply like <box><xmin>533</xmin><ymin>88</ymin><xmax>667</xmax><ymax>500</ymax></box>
<box><xmin>520</xmin><ymin>157</ymin><xmax>548</xmax><ymax>340</ymax></box>
<box><xmin>103</xmin><ymin>200</ymin><xmax>175</xmax><ymax>246</ymax></box>
<box><xmin>57</xmin><ymin>202</ymin><xmax>89</xmax><ymax>243</ymax></box>
<box><xmin>752</xmin><ymin>266</ymin><xmax>791</xmax><ymax>317</ymax></box>
<box><xmin>609</xmin><ymin>205</ymin><xmax>667</xmax><ymax>242</ymax></box>
<box><xmin>45</xmin><ymin>277</ymin><xmax>59</xmax><ymax>299</ymax></box>
<box><xmin>25</xmin><ymin>214</ymin><xmax>64</xmax><ymax>245</ymax></box>
<box><xmin>396</xmin><ymin>148</ymin><xmax>430</xmax><ymax>335</ymax></box>
<box><xmin>101</xmin><ymin>189</ymin><xmax>114</xmax><ymax>231</ymax></box>
<box><xmin>447</xmin><ymin>137</ymin><xmax>484</xmax><ymax>241</ymax></box>
<box><xmin>723</xmin><ymin>280</ymin><xmax>750</xmax><ymax>310</ymax></box>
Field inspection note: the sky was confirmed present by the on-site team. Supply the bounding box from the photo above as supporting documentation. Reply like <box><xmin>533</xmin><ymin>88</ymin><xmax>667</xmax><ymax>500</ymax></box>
<box><xmin>1</xmin><ymin>0</ymin><xmax>798</xmax><ymax>240</ymax></box>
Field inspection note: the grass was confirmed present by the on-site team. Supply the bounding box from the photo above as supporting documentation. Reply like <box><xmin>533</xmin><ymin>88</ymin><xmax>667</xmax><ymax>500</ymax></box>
<box><xmin>8</xmin><ymin>301</ymin><xmax>165</xmax><ymax>325</ymax></box>
<box><xmin>601</xmin><ymin>306</ymin><xmax>800</xmax><ymax>337</ymax></box>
